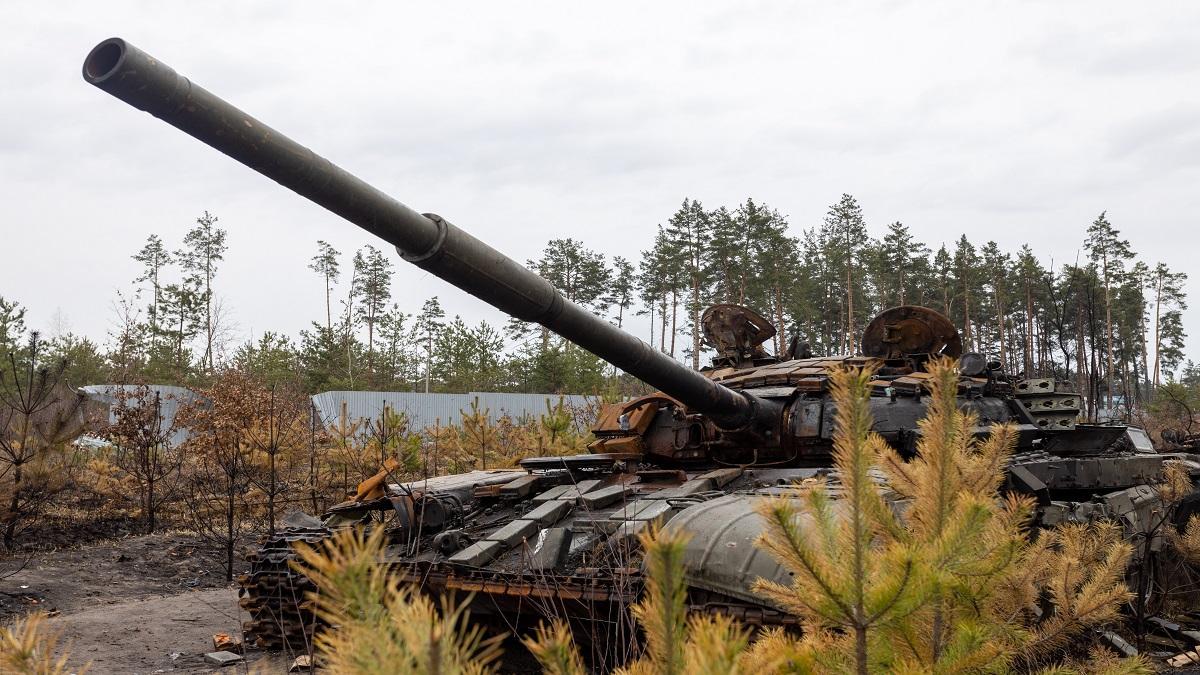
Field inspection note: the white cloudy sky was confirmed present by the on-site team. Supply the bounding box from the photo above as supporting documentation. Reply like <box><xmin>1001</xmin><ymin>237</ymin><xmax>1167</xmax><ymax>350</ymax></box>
<box><xmin>2</xmin><ymin>1</ymin><xmax>1198</xmax><ymax>366</ymax></box>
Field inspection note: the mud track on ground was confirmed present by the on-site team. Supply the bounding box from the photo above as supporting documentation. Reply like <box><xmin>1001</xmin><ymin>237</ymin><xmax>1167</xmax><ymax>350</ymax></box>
<box><xmin>0</xmin><ymin>533</ymin><xmax>291</xmax><ymax>673</ymax></box>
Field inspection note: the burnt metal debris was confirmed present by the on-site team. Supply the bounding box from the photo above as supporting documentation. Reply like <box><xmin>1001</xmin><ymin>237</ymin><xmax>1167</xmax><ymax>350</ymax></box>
<box><xmin>84</xmin><ymin>38</ymin><xmax>1200</xmax><ymax>660</ymax></box>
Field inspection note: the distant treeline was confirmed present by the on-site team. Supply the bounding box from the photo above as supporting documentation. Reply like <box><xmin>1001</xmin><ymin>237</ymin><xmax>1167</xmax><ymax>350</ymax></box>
<box><xmin>0</xmin><ymin>195</ymin><xmax>1191</xmax><ymax>412</ymax></box>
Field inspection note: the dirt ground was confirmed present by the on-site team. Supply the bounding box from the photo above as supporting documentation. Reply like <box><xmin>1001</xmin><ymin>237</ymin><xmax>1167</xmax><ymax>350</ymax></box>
<box><xmin>1</xmin><ymin>532</ymin><xmax>1195</xmax><ymax>673</ymax></box>
<box><xmin>0</xmin><ymin>533</ymin><xmax>290</xmax><ymax>674</ymax></box>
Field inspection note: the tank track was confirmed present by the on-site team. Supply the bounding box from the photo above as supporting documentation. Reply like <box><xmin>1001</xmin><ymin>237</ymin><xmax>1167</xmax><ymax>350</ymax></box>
<box><xmin>238</xmin><ymin>526</ymin><xmax>331</xmax><ymax>651</ymax></box>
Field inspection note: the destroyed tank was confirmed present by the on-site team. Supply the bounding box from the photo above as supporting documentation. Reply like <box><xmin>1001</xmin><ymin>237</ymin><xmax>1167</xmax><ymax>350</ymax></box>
<box><xmin>83</xmin><ymin>38</ymin><xmax>1200</xmax><ymax>661</ymax></box>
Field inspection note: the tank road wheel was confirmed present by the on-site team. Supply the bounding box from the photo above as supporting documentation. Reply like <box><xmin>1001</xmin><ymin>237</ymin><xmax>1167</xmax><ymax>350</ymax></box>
<box><xmin>238</xmin><ymin>527</ymin><xmax>330</xmax><ymax>652</ymax></box>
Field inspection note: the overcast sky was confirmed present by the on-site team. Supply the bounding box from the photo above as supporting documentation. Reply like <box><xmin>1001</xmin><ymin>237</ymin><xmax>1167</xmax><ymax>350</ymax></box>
<box><xmin>3</xmin><ymin>1</ymin><xmax>1198</xmax><ymax>368</ymax></box>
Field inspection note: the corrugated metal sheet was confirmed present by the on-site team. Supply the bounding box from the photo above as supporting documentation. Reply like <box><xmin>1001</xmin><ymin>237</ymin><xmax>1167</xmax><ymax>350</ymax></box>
<box><xmin>78</xmin><ymin>384</ymin><xmax>198</xmax><ymax>448</ymax></box>
<box><xmin>310</xmin><ymin>391</ymin><xmax>596</xmax><ymax>432</ymax></box>
<box><xmin>80</xmin><ymin>386</ymin><xmax>595</xmax><ymax>446</ymax></box>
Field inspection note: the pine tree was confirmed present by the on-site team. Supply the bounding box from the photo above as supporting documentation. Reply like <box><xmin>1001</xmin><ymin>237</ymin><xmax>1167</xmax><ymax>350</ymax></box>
<box><xmin>533</xmin><ymin>238</ymin><xmax>611</xmax><ymax>312</ymax></box>
<box><xmin>1126</xmin><ymin>261</ymin><xmax>1152</xmax><ymax>395</ymax></box>
<box><xmin>295</xmin><ymin>528</ymin><xmax>504</xmax><ymax>673</ymax></box>
<box><xmin>1014</xmin><ymin>246</ymin><xmax>1045</xmax><ymax>376</ymax></box>
<box><xmin>158</xmin><ymin>279</ymin><xmax>205</xmax><ymax>376</ymax></box>
<box><xmin>44</xmin><ymin>333</ymin><xmax>110</xmax><ymax>389</ymax></box>
<box><xmin>376</xmin><ymin>304</ymin><xmax>412</xmax><ymax>390</ymax></box>
<box><xmin>979</xmin><ymin>241</ymin><xmax>1012</xmax><ymax>367</ymax></box>
<box><xmin>413</xmin><ymin>297</ymin><xmax>445</xmax><ymax>393</ymax></box>
<box><xmin>933</xmin><ymin>244</ymin><xmax>953</xmax><ymax>318</ymax></box>
<box><xmin>707</xmin><ymin>206</ymin><xmax>748</xmax><ymax>305</ymax></box>
<box><xmin>741</xmin><ymin>200</ymin><xmax>797</xmax><ymax>356</ymax></box>
<box><xmin>351</xmin><ymin>245</ymin><xmax>394</xmax><ymax>375</ymax></box>
<box><xmin>822</xmin><ymin>195</ymin><xmax>869</xmax><ymax>353</ymax></box>
<box><xmin>308</xmin><ymin>240</ymin><xmax>341</xmax><ymax>332</ymax></box>
<box><xmin>433</xmin><ymin>317</ymin><xmax>506</xmax><ymax>392</ymax></box>
<box><xmin>663</xmin><ymin>199</ymin><xmax>712</xmax><ymax>368</ymax></box>
<box><xmin>176</xmin><ymin>211</ymin><xmax>227</xmax><ymax>372</ymax></box>
<box><xmin>787</xmin><ymin>230</ymin><xmax>831</xmax><ymax>353</ymax></box>
<box><xmin>0</xmin><ymin>297</ymin><xmax>27</xmax><ymax>367</ymax></box>
<box><xmin>608</xmin><ymin>256</ymin><xmax>637</xmax><ymax>330</ymax></box>
<box><xmin>754</xmin><ymin>365</ymin><xmax>927</xmax><ymax>674</ymax></box>
<box><xmin>638</xmin><ymin>227</ymin><xmax>681</xmax><ymax>354</ymax></box>
<box><xmin>132</xmin><ymin>234</ymin><xmax>172</xmax><ymax>347</ymax></box>
<box><xmin>1150</xmin><ymin>262</ymin><xmax>1188</xmax><ymax>386</ymax></box>
<box><xmin>297</xmin><ymin>322</ymin><xmax>362</xmax><ymax>392</ymax></box>
<box><xmin>607</xmin><ymin>254</ymin><xmax>638</xmax><ymax>385</ymax></box>
<box><xmin>707</xmin><ymin>199</ymin><xmax>796</xmax><ymax>355</ymax></box>
<box><xmin>951</xmin><ymin>235</ymin><xmax>980</xmax><ymax>351</ymax></box>
<box><xmin>878</xmin><ymin>221</ymin><xmax>929</xmax><ymax>307</ymax></box>
<box><xmin>1085</xmin><ymin>212</ymin><xmax>1134</xmax><ymax>411</ymax></box>
<box><xmin>0</xmin><ymin>335</ymin><xmax>84</xmax><ymax>547</ymax></box>
<box><xmin>232</xmin><ymin>332</ymin><xmax>299</xmax><ymax>387</ymax></box>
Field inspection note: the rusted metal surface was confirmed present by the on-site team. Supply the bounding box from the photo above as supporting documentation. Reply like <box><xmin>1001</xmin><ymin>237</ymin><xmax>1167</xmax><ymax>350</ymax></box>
<box><xmin>860</xmin><ymin>305</ymin><xmax>963</xmax><ymax>359</ymax></box>
<box><xmin>701</xmin><ymin>304</ymin><xmax>776</xmax><ymax>368</ymax></box>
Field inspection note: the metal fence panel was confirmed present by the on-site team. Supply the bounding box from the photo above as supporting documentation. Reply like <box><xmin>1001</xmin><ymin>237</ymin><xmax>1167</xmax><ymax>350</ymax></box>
<box><xmin>78</xmin><ymin>384</ymin><xmax>198</xmax><ymax>448</ymax></box>
<box><xmin>310</xmin><ymin>390</ymin><xmax>595</xmax><ymax>432</ymax></box>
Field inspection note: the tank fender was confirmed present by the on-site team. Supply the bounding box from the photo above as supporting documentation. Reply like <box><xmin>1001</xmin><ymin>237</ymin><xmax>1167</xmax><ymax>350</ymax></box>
<box><xmin>661</xmin><ymin>493</ymin><xmax>794</xmax><ymax>608</ymax></box>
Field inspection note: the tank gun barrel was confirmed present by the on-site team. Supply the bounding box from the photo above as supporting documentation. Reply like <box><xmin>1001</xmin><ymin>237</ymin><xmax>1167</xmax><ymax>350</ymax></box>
<box><xmin>82</xmin><ymin>38</ymin><xmax>772</xmax><ymax>431</ymax></box>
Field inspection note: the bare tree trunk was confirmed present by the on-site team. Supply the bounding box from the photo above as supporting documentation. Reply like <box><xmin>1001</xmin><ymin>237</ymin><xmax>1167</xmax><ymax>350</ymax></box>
<box><xmin>1138</xmin><ymin>304</ymin><xmax>1150</xmax><ymax>398</ymax></box>
<box><xmin>367</xmin><ymin>317</ymin><xmax>374</xmax><ymax>375</ymax></box>
<box><xmin>1076</xmin><ymin>303</ymin><xmax>1088</xmax><ymax>418</ymax></box>
<box><xmin>1024</xmin><ymin>284</ymin><xmax>1034</xmax><ymax>376</ymax></box>
<box><xmin>4</xmin><ymin>464</ymin><xmax>22</xmax><ymax>548</ymax></box>
<box><xmin>206</xmin><ymin>278</ymin><xmax>214</xmax><ymax>371</ymax></box>
<box><xmin>669</xmin><ymin>288</ymin><xmax>678</xmax><ymax>358</ymax></box>
<box><xmin>839</xmin><ymin>297</ymin><xmax>847</xmax><ymax>353</ymax></box>
<box><xmin>962</xmin><ymin>280</ymin><xmax>972</xmax><ymax>352</ymax></box>
<box><xmin>854</xmin><ymin>627</ymin><xmax>868</xmax><ymax>675</ymax></box>
<box><xmin>147</xmin><ymin>474</ymin><xmax>156</xmax><ymax>534</ymax></box>
<box><xmin>1088</xmin><ymin>292</ymin><xmax>1101</xmax><ymax>419</ymax></box>
<box><xmin>267</xmin><ymin>451</ymin><xmax>277</xmax><ymax>535</ymax></box>
<box><xmin>1103</xmin><ymin>253</ymin><xmax>1115</xmax><ymax>412</ymax></box>
<box><xmin>691</xmin><ymin>274</ymin><xmax>701</xmax><ymax>369</ymax></box>
<box><xmin>994</xmin><ymin>289</ymin><xmax>1006</xmax><ymax>368</ymax></box>
<box><xmin>659</xmin><ymin>293</ymin><xmax>667</xmax><ymax>353</ymax></box>
<box><xmin>175</xmin><ymin>304</ymin><xmax>185</xmax><ymax>371</ymax></box>
<box><xmin>846</xmin><ymin>258</ymin><xmax>855</xmax><ymax>352</ymax></box>
<box><xmin>774</xmin><ymin>287</ymin><xmax>786</xmax><ymax>357</ymax></box>
<box><xmin>325</xmin><ymin>273</ymin><xmax>333</xmax><ymax>331</ymax></box>
<box><xmin>345</xmin><ymin>268</ymin><xmax>357</xmax><ymax>386</ymax></box>
<box><xmin>1153</xmin><ymin>275</ymin><xmax>1163</xmax><ymax>387</ymax></box>
<box><xmin>310</xmin><ymin>403</ymin><xmax>319</xmax><ymax>513</ymax></box>
<box><xmin>225</xmin><ymin>471</ymin><xmax>235</xmax><ymax>582</ymax></box>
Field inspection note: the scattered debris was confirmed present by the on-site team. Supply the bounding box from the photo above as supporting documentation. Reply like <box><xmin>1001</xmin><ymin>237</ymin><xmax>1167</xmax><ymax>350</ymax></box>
<box><xmin>1096</xmin><ymin>630</ymin><xmax>1138</xmax><ymax>658</ymax></box>
<box><xmin>1168</xmin><ymin>650</ymin><xmax>1200</xmax><ymax>668</ymax></box>
<box><xmin>290</xmin><ymin>654</ymin><xmax>314</xmax><ymax>671</ymax></box>
<box><xmin>282</xmin><ymin>511</ymin><xmax>324</xmax><ymax>530</ymax></box>
<box><xmin>212</xmin><ymin>632</ymin><xmax>243</xmax><ymax>654</ymax></box>
<box><xmin>1150</xmin><ymin>616</ymin><xmax>1200</xmax><ymax>646</ymax></box>
<box><xmin>203</xmin><ymin>650</ymin><xmax>244</xmax><ymax>667</ymax></box>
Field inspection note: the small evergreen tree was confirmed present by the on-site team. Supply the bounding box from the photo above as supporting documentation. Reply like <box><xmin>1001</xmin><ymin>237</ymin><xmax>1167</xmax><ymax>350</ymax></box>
<box><xmin>413</xmin><ymin>297</ymin><xmax>445</xmax><ymax>393</ymax></box>
<box><xmin>351</xmin><ymin>245</ymin><xmax>394</xmax><ymax>375</ymax></box>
